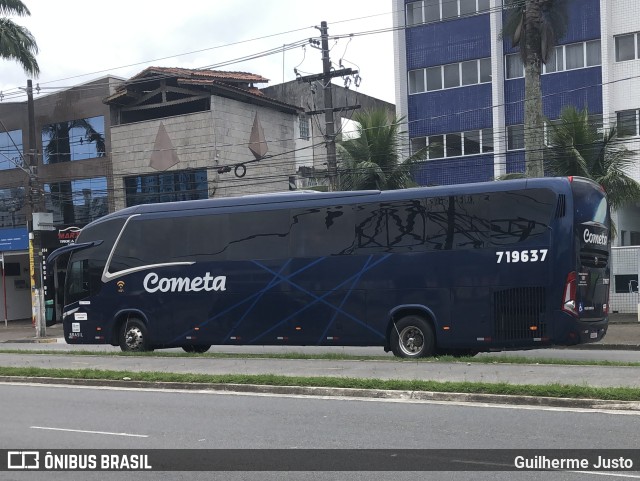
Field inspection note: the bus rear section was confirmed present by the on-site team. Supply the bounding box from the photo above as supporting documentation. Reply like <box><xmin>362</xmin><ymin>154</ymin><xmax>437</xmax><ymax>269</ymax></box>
<box><xmin>560</xmin><ymin>178</ymin><xmax>610</xmax><ymax>344</ymax></box>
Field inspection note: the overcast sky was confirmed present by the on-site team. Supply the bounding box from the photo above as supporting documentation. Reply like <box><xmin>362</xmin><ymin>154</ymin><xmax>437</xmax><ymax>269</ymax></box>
<box><xmin>0</xmin><ymin>1</ymin><xmax>396</xmax><ymax>105</ymax></box>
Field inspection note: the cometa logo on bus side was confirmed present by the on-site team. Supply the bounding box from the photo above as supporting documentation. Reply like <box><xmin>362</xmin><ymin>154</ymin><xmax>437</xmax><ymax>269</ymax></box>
<box><xmin>143</xmin><ymin>272</ymin><xmax>227</xmax><ymax>293</ymax></box>
<box><xmin>583</xmin><ymin>228</ymin><xmax>608</xmax><ymax>246</ymax></box>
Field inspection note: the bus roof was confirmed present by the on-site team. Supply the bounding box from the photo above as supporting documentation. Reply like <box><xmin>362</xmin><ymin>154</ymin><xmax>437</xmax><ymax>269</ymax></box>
<box><xmin>90</xmin><ymin>176</ymin><xmax>587</xmax><ymax>226</ymax></box>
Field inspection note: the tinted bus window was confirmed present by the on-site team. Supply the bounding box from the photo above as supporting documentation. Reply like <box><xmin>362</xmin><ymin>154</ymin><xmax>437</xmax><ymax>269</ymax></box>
<box><xmin>355</xmin><ymin>201</ymin><xmax>425</xmax><ymax>252</ymax></box>
<box><xmin>291</xmin><ymin>205</ymin><xmax>355</xmax><ymax>257</ymax></box>
<box><xmin>109</xmin><ymin>214</ymin><xmax>230</xmax><ymax>271</ymax></box>
<box><xmin>66</xmin><ymin>259</ymin><xmax>90</xmax><ymax>304</ymax></box>
<box><xmin>356</xmin><ymin>204</ymin><xmax>387</xmax><ymax>251</ymax></box>
<box><xmin>572</xmin><ymin>180</ymin><xmax>608</xmax><ymax>226</ymax></box>
<box><xmin>386</xmin><ymin>200</ymin><xmax>426</xmax><ymax>250</ymax></box>
<box><xmin>490</xmin><ymin>189</ymin><xmax>555</xmax><ymax>245</ymax></box>
<box><xmin>425</xmin><ymin>196</ymin><xmax>449</xmax><ymax>250</ymax></box>
<box><xmin>227</xmin><ymin>210</ymin><xmax>289</xmax><ymax>260</ymax></box>
<box><xmin>425</xmin><ymin>195</ymin><xmax>490</xmax><ymax>250</ymax></box>
<box><xmin>75</xmin><ymin>217</ymin><xmax>127</xmax><ymax>261</ymax></box>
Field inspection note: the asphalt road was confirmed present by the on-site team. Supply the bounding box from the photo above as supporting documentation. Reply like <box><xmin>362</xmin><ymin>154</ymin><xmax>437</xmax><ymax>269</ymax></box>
<box><xmin>1</xmin><ymin>382</ymin><xmax>639</xmax><ymax>481</ymax></box>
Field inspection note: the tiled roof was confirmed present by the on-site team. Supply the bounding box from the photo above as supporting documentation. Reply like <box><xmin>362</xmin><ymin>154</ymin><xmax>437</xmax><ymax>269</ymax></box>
<box><xmin>128</xmin><ymin>66</ymin><xmax>270</xmax><ymax>84</ymax></box>
<box><xmin>104</xmin><ymin>66</ymin><xmax>300</xmax><ymax>112</ymax></box>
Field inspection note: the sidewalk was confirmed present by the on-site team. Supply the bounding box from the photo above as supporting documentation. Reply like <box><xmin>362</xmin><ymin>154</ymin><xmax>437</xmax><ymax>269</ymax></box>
<box><xmin>1</xmin><ymin>315</ymin><xmax>639</xmax><ymax>349</ymax></box>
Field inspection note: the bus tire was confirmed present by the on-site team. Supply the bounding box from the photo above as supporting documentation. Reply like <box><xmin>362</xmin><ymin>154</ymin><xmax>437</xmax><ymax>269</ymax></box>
<box><xmin>119</xmin><ymin>318</ymin><xmax>152</xmax><ymax>352</ymax></box>
<box><xmin>182</xmin><ymin>345</ymin><xmax>211</xmax><ymax>353</ymax></box>
<box><xmin>391</xmin><ymin>315</ymin><xmax>435</xmax><ymax>358</ymax></box>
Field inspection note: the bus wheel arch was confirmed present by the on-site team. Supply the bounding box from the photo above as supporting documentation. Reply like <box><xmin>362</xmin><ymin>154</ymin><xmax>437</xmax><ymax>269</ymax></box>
<box><xmin>113</xmin><ymin>311</ymin><xmax>153</xmax><ymax>352</ymax></box>
<box><xmin>387</xmin><ymin>307</ymin><xmax>437</xmax><ymax>358</ymax></box>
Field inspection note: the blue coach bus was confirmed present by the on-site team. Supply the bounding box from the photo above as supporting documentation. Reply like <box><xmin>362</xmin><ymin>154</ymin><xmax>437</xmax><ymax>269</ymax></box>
<box><xmin>47</xmin><ymin>176</ymin><xmax>610</xmax><ymax>357</ymax></box>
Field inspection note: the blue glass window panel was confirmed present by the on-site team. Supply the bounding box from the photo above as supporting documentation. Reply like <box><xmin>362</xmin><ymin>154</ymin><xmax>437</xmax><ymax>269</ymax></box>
<box><xmin>42</xmin><ymin>116</ymin><xmax>105</xmax><ymax>164</ymax></box>
<box><xmin>44</xmin><ymin>176</ymin><xmax>108</xmax><ymax>224</ymax></box>
<box><xmin>0</xmin><ymin>130</ymin><xmax>23</xmax><ymax>171</ymax></box>
<box><xmin>0</xmin><ymin>187</ymin><xmax>26</xmax><ymax>227</ymax></box>
<box><xmin>124</xmin><ymin>169</ymin><xmax>208</xmax><ymax>206</ymax></box>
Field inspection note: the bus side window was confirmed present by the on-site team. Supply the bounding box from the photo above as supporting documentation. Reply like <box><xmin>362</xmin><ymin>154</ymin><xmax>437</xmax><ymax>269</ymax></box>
<box><xmin>66</xmin><ymin>259</ymin><xmax>90</xmax><ymax>304</ymax></box>
<box><xmin>227</xmin><ymin>210</ymin><xmax>289</xmax><ymax>261</ymax></box>
<box><xmin>355</xmin><ymin>204</ymin><xmax>387</xmax><ymax>251</ymax></box>
<box><xmin>290</xmin><ymin>205</ymin><xmax>355</xmax><ymax>257</ymax></box>
<box><xmin>425</xmin><ymin>195</ymin><xmax>490</xmax><ymax>250</ymax></box>
<box><xmin>490</xmin><ymin>189</ymin><xmax>555</xmax><ymax>245</ymax></box>
<box><xmin>385</xmin><ymin>200</ymin><xmax>426</xmax><ymax>251</ymax></box>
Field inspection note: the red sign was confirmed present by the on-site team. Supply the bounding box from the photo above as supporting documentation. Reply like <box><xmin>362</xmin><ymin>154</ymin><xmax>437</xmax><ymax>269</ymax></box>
<box><xmin>58</xmin><ymin>226</ymin><xmax>82</xmax><ymax>244</ymax></box>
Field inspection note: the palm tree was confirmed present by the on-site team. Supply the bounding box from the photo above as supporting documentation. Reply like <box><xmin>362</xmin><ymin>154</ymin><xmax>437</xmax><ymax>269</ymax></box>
<box><xmin>336</xmin><ymin>109</ymin><xmax>427</xmax><ymax>191</ymax></box>
<box><xmin>0</xmin><ymin>0</ymin><xmax>39</xmax><ymax>76</ymax></box>
<box><xmin>545</xmin><ymin>106</ymin><xmax>640</xmax><ymax>234</ymax></box>
<box><xmin>502</xmin><ymin>0</ymin><xmax>569</xmax><ymax>177</ymax></box>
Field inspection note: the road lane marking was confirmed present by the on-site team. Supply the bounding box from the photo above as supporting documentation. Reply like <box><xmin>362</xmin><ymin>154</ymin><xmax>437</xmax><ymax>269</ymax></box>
<box><xmin>30</xmin><ymin>426</ymin><xmax>148</xmax><ymax>438</ymax></box>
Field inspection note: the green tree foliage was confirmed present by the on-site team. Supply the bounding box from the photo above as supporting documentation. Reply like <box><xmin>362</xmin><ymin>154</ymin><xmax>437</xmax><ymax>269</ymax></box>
<box><xmin>336</xmin><ymin>109</ymin><xmax>427</xmax><ymax>191</ymax></box>
<box><xmin>0</xmin><ymin>0</ymin><xmax>39</xmax><ymax>76</ymax></box>
<box><xmin>502</xmin><ymin>0</ymin><xmax>569</xmax><ymax>177</ymax></box>
<box><xmin>545</xmin><ymin>106</ymin><xmax>640</xmax><ymax>212</ymax></box>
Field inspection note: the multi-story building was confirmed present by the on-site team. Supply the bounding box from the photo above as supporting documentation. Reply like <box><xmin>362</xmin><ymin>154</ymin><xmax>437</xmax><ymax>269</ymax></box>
<box><xmin>393</xmin><ymin>0</ymin><xmax>640</xmax><ymax>311</ymax></box>
<box><xmin>0</xmin><ymin>77</ymin><xmax>121</xmax><ymax>322</ymax></box>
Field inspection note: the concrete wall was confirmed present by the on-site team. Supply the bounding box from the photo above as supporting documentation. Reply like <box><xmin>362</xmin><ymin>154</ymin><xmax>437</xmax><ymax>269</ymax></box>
<box><xmin>211</xmin><ymin>96</ymin><xmax>296</xmax><ymax>198</ymax></box>
<box><xmin>0</xmin><ymin>254</ymin><xmax>31</xmax><ymax>321</ymax></box>
<box><xmin>110</xmin><ymin>97</ymin><xmax>297</xmax><ymax>209</ymax></box>
<box><xmin>262</xmin><ymin>81</ymin><xmax>395</xmax><ymax>172</ymax></box>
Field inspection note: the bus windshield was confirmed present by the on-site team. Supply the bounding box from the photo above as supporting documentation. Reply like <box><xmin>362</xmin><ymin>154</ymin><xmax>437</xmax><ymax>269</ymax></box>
<box><xmin>570</xmin><ymin>178</ymin><xmax>611</xmax><ymax>322</ymax></box>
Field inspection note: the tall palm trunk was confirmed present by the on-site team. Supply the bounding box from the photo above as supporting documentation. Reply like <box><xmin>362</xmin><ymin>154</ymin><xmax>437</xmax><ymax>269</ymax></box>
<box><xmin>524</xmin><ymin>0</ymin><xmax>545</xmax><ymax>177</ymax></box>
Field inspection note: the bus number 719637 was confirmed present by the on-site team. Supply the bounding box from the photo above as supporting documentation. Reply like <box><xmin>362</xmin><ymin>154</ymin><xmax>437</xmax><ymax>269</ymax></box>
<box><xmin>496</xmin><ymin>249</ymin><xmax>548</xmax><ymax>263</ymax></box>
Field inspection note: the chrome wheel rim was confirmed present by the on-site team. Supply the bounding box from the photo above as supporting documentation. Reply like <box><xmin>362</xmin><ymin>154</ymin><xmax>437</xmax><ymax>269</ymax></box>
<box><xmin>125</xmin><ymin>326</ymin><xmax>144</xmax><ymax>350</ymax></box>
<box><xmin>399</xmin><ymin>326</ymin><xmax>424</xmax><ymax>356</ymax></box>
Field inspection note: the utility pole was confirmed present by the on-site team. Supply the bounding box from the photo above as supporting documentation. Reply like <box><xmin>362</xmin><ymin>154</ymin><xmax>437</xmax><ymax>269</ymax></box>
<box><xmin>319</xmin><ymin>21</ymin><xmax>338</xmax><ymax>192</ymax></box>
<box><xmin>26</xmin><ymin>79</ymin><xmax>46</xmax><ymax>338</ymax></box>
<box><xmin>297</xmin><ymin>21</ymin><xmax>359</xmax><ymax>191</ymax></box>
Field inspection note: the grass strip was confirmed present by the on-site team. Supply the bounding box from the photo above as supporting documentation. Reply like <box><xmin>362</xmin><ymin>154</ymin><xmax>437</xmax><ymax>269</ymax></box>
<box><xmin>0</xmin><ymin>348</ymin><xmax>639</xmax><ymax>367</ymax></box>
<box><xmin>1</xmin><ymin>366</ymin><xmax>640</xmax><ymax>401</ymax></box>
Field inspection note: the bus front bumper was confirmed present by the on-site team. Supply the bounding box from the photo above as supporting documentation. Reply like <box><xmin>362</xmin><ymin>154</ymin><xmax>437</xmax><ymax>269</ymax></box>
<box><xmin>63</xmin><ymin>319</ymin><xmax>111</xmax><ymax>344</ymax></box>
<box><xmin>567</xmin><ymin>318</ymin><xmax>608</xmax><ymax>345</ymax></box>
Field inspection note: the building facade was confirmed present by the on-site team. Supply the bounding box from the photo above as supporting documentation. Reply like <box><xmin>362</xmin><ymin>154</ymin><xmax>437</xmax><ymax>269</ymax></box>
<box><xmin>262</xmin><ymin>80</ymin><xmax>396</xmax><ymax>189</ymax></box>
<box><xmin>0</xmin><ymin>77</ymin><xmax>122</xmax><ymax>322</ymax></box>
<box><xmin>105</xmin><ymin>67</ymin><xmax>304</xmax><ymax>209</ymax></box>
<box><xmin>393</xmin><ymin>0</ymin><xmax>640</xmax><ymax>311</ymax></box>
<box><xmin>394</xmin><ymin>0</ymin><xmax>640</xmax><ymax>237</ymax></box>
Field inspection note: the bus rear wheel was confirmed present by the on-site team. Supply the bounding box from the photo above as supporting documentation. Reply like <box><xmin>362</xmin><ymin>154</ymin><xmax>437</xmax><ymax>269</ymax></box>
<box><xmin>119</xmin><ymin>318</ymin><xmax>152</xmax><ymax>352</ymax></box>
<box><xmin>391</xmin><ymin>315</ymin><xmax>435</xmax><ymax>358</ymax></box>
<box><xmin>182</xmin><ymin>345</ymin><xmax>211</xmax><ymax>353</ymax></box>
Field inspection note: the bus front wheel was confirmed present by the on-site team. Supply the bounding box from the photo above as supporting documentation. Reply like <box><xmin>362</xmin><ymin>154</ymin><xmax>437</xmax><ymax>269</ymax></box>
<box><xmin>119</xmin><ymin>318</ymin><xmax>152</xmax><ymax>352</ymax></box>
<box><xmin>391</xmin><ymin>315</ymin><xmax>435</xmax><ymax>358</ymax></box>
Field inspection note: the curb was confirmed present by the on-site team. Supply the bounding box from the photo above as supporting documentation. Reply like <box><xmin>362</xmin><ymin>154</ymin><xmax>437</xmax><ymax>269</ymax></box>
<box><xmin>569</xmin><ymin>344</ymin><xmax>640</xmax><ymax>351</ymax></box>
<box><xmin>1</xmin><ymin>376</ymin><xmax>639</xmax><ymax>412</ymax></box>
<box><xmin>2</xmin><ymin>338</ymin><xmax>59</xmax><ymax>344</ymax></box>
